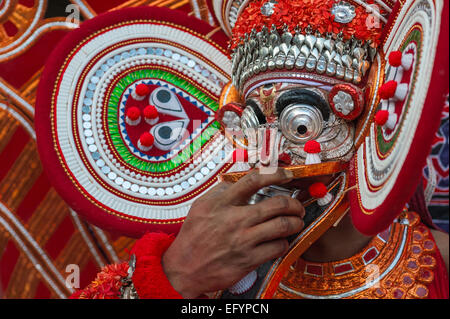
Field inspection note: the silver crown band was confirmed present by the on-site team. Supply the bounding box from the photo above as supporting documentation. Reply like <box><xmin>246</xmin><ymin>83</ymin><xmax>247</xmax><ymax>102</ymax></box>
<box><xmin>231</xmin><ymin>24</ymin><xmax>377</xmax><ymax>91</ymax></box>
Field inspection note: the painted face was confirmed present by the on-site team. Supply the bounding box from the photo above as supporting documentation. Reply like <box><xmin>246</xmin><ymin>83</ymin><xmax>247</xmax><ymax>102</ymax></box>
<box><xmin>240</xmin><ymin>82</ymin><xmax>355</xmax><ymax>167</ymax></box>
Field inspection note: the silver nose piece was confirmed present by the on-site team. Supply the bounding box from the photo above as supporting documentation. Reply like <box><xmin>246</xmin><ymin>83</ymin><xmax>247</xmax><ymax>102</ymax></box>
<box><xmin>248</xmin><ymin>185</ymin><xmax>300</xmax><ymax>204</ymax></box>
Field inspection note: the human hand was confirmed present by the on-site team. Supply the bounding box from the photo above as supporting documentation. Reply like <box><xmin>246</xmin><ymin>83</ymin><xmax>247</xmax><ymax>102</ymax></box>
<box><xmin>161</xmin><ymin>168</ymin><xmax>305</xmax><ymax>298</ymax></box>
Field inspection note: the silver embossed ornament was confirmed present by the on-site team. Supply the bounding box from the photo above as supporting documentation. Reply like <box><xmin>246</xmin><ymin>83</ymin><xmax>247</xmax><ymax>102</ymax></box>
<box><xmin>331</xmin><ymin>1</ymin><xmax>356</xmax><ymax>24</ymax></box>
<box><xmin>332</xmin><ymin>91</ymin><xmax>354</xmax><ymax>116</ymax></box>
<box><xmin>261</xmin><ymin>0</ymin><xmax>278</xmax><ymax>16</ymax></box>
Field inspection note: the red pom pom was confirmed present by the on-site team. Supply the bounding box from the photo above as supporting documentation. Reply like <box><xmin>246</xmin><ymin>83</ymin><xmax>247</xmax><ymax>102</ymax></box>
<box><xmin>126</xmin><ymin>106</ymin><xmax>141</xmax><ymax>120</ymax></box>
<box><xmin>139</xmin><ymin>132</ymin><xmax>154</xmax><ymax>147</ymax></box>
<box><xmin>304</xmin><ymin>140</ymin><xmax>321</xmax><ymax>154</ymax></box>
<box><xmin>308</xmin><ymin>182</ymin><xmax>328</xmax><ymax>198</ymax></box>
<box><xmin>388</xmin><ymin>51</ymin><xmax>402</xmax><ymax>67</ymax></box>
<box><xmin>232</xmin><ymin>148</ymin><xmax>248</xmax><ymax>162</ymax></box>
<box><xmin>374</xmin><ymin>110</ymin><xmax>389</xmax><ymax>126</ymax></box>
<box><xmin>379</xmin><ymin>81</ymin><xmax>398</xmax><ymax>99</ymax></box>
<box><xmin>143</xmin><ymin>105</ymin><xmax>158</xmax><ymax>119</ymax></box>
<box><xmin>135</xmin><ymin>84</ymin><xmax>150</xmax><ymax>96</ymax></box>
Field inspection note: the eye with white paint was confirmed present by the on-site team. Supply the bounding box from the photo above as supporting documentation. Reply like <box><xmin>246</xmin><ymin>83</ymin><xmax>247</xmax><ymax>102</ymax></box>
<box><xmin>149</xmin><ymin>87</ymin><xmax>187</xmax><ymax>118</ymax></box>
<box><xmin>150</xmin><ymin>119</ymin><xmax>189</xmax><ymax>151</ymax></box>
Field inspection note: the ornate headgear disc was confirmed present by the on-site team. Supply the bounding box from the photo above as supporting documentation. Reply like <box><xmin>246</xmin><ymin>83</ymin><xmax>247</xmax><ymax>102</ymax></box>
<box><xmin>35</xmin><ymin>7</ymin><xmax>233</xmax><ymax>237</ymax></box>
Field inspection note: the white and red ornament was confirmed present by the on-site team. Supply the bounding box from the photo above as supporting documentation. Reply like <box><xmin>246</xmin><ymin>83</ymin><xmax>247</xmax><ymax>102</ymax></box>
<box><xmin>304</xmin><ymin>140</ymin><xmax>321</xmax><ymax>164</ymax></box>
<box><xmin>131</xmin><ymin>83</ymin><xmax>150</xmax><ymax>101</ymax></box>
<box><xmin>308</xmin><ymin>182</ymin><xmax>333</xmax><ymax>206</ymax></box>
<box><xmin>143</xmin><ymin>104</ymin><xmax>159</xmax><ymax>125</ymax></box>
<box><xmin>388</xmin><ymin>50</ymin><xmax>414</xmax><ymax>71</ymax></box>
<box><xmin>328</xmin><ymin>84</ymin><xmax>364</xmax><ymax>120</ymax></box>
<box><xmin>125</xmin><ymin>106</ymin><xmax>141</xmax><ymax>126</ymax></box>
<box><xmin>137</xmin><ymin>132</ymin><xmax>154</xmax><ymax>152</ymax></box>
<box><xmin>374</xmin><ymin>110</ymin><xmax>397</xmax><ymax>130</ymax></box>
<box><xmin>374</xmin><ymin>50</ymin><xmax>413</xmax><ymax>131</ymax></box>
<box><xmin>379</xmin><ymin>80</ymin><xmax>408</xmax><ymax>102</ymax></box>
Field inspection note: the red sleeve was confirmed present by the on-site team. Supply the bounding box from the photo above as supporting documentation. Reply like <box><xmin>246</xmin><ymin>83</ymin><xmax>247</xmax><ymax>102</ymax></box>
<box><xmin>130</xmin><ymin>232</ymin><xmax>183</xmax><ymax>299</ymax></box>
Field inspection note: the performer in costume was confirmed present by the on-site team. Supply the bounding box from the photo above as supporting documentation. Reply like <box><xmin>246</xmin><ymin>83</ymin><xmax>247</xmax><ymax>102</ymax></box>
<box><xmin>34</xmin><ymin>0</ymin><xmax>449</xmax><ymax>299</ymax></box>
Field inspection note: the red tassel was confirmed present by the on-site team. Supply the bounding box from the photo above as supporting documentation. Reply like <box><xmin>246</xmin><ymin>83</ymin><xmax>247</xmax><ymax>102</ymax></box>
<box><xmin>138</xmin><ymin>132</ymin><xmax>154</xmax><ymax>151</ymax></box>
<box><xmin>135</xmin><ymin>84</ymin><xmax>150</xmax><ymax>96</ymax></box>
<box><xmin>130</xmin><ymin>233</ymin><xmax>182</xmax><ymax>299</ymax></box>
<box><xmin>139</xmin><ymin>132</ymin><xmax>154</xmax><ymax>147</ymax></box>
<box><xmin>308</xmin><ymin>182</ymin><xmax>328</xmax><ymax>198</ymax></box>
<box><xmin>379</xmin><ymin>81</ymin><xmax>398</xmax><ymax>100</ymax></box>
<box><xmin>388</xmin><ymin>51</ymin><xmax>402</xmax><ymax>67</ymax></box>
<box><xmin>304</xmin><ymin>140</ymin><xmax>321</xmax><ymax>154</ymax></box>
<box><xmin>143</xmin><ymin>105</ymin><xmax>158</xmax><ymax>119</ymax></box>
<box><xmin>126</xmin><ymin>106</ymin><xmax>141</xmax><ymax>120</ymax></box>
<box><xmin>374</xmin><ymin>110</ymin><xmax>389</xmax><ymax>126</ymax></box>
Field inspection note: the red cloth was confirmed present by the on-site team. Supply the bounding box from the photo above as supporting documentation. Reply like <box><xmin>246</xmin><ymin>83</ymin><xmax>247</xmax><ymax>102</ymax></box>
<box><xmin>130</xmin><ymin>233</ymin><xmax>183</xmax><ymax>299</ymax></box>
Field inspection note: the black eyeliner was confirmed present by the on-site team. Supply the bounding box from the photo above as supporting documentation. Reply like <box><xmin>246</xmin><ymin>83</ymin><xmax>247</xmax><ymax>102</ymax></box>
<box><xmin>275</xmin><ymin>88</ymin><xmax>330</xmax><ymax>121</ymax></box>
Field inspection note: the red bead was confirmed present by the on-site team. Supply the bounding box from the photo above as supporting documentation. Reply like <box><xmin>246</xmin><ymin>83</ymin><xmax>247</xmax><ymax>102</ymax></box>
<box><xmin>374</xmin><ymin>110</ymin><xmax>389</xmax><ymax>126</ymax></box>
<box><xmin>139</xmin><ymin>132</ymin><xmax>154</xmax><ymax>147</ymax></box>
<box><xmin>143</xmin><ymin>105</ymin><xmax>158</xmax><ymax>119</ymax></box>
<box><xmin>304</xmin><ymin>140</ymin><xmax>321</xmax><ymax>154</ymax></box>
<box><xmin>126</xmin><ymin>106</ymin><xmax>141</xmax><ymax>120</ymax></box>
<box><xmin>308</xmin><ymin>182</ymin><xmax>328</xmax><ymax>198</ymax></box>
<box><xmin>379</xmin><ymin>80</ymin><xmax>398</xmax><ymax>99</ymax></box>
<box><xmin>135</xmin><ymin>84</ymin><xmax>150</xmax><ymax>96</ymax></box>
<box><xmin>388</xmin><ymin>51</ymin><xmax>402</xmax><ymax>67</ymax></box>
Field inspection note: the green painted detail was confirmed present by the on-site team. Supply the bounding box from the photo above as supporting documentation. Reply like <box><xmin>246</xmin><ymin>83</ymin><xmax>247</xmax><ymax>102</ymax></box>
<box><xmin>376</xmin><ymin>28</ymin><xmax>422</xmax><ymax>155</ymax></box>
<box><xmin>106</xmin><ymin>69</ymin><xmax>219</xmax><ymax>173</ymax></box>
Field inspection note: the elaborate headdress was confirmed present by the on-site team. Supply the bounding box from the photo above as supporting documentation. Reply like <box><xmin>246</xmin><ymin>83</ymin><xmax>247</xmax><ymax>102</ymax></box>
<box><xmin>229</xmin><ymin>0</ymin><xmax>382</xmax><ymax>93</ymax></box>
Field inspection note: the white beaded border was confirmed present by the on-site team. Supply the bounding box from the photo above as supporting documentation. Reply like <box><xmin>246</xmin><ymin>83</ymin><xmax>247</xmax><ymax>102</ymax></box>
<box><xmin>356</xmin><ymin>0</ymin><xmax>440</xmax><ymax>209</ymax></box>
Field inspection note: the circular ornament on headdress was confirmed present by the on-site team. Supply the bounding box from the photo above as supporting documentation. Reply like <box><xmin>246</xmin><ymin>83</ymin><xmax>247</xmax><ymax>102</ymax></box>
<box><xmin>329</xmin><ymin>83</ymin><xmax>364</xmax><ymax>120</ymax></box>
<box><xmin>349</xmin><ymin>0</ymin><xmax>449</xmax><ymax>236</ymax></box>
<box><xmin>35</xmin><ymin>7</ymin><xmax>232</xmax><ymax>237</ymax></box>
<box><xmin>331</xmin><ymin>1</ymin><xmax>356</xmax><ymax>24</ymax></box>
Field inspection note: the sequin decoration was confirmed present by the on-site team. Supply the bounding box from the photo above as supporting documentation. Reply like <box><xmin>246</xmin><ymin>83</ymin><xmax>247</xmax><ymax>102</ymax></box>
<box><xmin>273</xmin><ymin>211</ymin><xmax>439</xmax><ymax>299</ymax></box>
